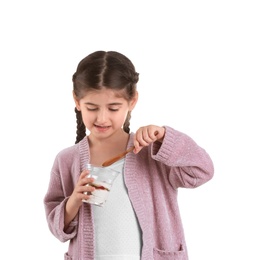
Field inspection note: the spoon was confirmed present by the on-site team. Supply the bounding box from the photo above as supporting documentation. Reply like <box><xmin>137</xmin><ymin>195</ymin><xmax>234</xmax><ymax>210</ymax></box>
<box><xmin>102</xmin><ymin>146</ymin><xmax>135</xmax><ymax>167</ymax></box>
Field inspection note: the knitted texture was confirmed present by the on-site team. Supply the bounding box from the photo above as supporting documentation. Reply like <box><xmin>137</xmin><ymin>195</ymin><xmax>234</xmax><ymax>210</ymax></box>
<box><xmin>44</xmin><ymin>126</ymin><xmax>214</xmax><ymax>260</ymax></box>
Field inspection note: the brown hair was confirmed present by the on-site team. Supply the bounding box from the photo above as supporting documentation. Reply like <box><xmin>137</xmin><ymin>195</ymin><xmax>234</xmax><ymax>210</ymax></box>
<box><xmin>72</xmin><ymin>51</ymin><xmax>139</xmax><ymax>144</ymax></box>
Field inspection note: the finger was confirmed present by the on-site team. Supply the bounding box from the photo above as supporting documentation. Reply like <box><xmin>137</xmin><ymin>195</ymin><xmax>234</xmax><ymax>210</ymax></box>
<box><xmin>77</xmin><ymin>183</ymin><xmax>95</xmax><ymax>193</ymax></box>
<box><xmin>153</xmin><ymin>127</ymin><xmax>165</xmax><ymax>141</ymax></box>
<box><xmin>133</xmin><ymin>143</ymin><xmax>143</xmax><ymax>154</ymax></box>
<box><xmin>81</xmin><ymin>184</ymin><xmax>96</xmax><ymax>202</ymax></box>
<box><xmin>148</xmin><ymin>129</ymin><xmax>159</xmax><ymax>139</ymax></box>
<box><xmin>135</xmin><ymin>128</ymin><xmax>150</xmax><ymax>146</ymax></box>
<box><xmin>74</xmin><ymin>190</ymin><xmax>92</xmax><ymax>202</ymax></box>
<box><xmin>80</xmin><ymin>176</ymin><xmax>95</xmax><ymax>187</ymax></box>
<box><xmin>132</xmin><ymin>135</ymin><xmax>141</xmax><ymax>152</ymax></box>
<box><xmin>79</xmin><ymin>170</ymin><xmax>90</xmax><ymax>180</ymax></box>
<box><xmin>77</xmin><ymin>172</ymin><xmax>95</xmax><ymax>188</ymax></box>
<box><xmin>134</xmin><ymin>128</ymin><xmax>153</xmax><ymax>151</ymax></box>
<box><xmin>142</xmin><ymin>128</ymin><xmax>154</xmax><ymax>143</ymax></box>
<box><xmin>144</xmin><ymin>126</ymin><xmax>164</xmax><ymax>141</ymax></box>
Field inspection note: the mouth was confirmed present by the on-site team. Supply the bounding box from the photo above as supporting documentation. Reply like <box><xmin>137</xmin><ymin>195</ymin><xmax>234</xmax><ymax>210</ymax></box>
<box><xmin>94</xmin><ymin>124</ymin><xmax>111</xmax><ymax>131</ymax></box>
<box><xmin>94</xmin><ymin>124</ymin><xmax>110</xmax><ymax>128</ymax></box>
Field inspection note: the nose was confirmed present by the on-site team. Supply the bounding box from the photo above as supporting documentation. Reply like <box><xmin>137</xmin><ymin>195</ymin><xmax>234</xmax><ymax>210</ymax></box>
<box><xmin>96</xmin><ymin>109</ymin><xmax>108</xmax><ymax>124</ymax></box>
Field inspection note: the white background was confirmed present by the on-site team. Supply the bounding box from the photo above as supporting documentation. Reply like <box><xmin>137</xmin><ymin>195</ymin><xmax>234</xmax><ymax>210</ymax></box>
<box><xmin>0</xmin><ymin>1</ymin><xmax>257</xmax><ymax>259</ymax></box>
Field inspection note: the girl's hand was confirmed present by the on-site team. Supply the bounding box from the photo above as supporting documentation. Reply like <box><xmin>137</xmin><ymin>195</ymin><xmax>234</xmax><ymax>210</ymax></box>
<box><xmin>69</xmin><ymin>170</ymin><xmax>95</xmax><ymax>208</ymax></box>
<box><xmin>64</xmin><ymin>170</ymin><xmax>95</xmax><ymax>229</ymax></box>
<box><xmin>133</xmin><ymin>125</ymin><xmax>165</xmax><ymax>154</ymax></box>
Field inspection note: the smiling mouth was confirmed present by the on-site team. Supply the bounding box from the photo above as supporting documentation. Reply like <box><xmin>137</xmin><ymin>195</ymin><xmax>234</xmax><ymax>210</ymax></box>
<box><xmin>94</xmin><ymin>125</ymin><xmax>110</xmax><ymax>129</ymax></box>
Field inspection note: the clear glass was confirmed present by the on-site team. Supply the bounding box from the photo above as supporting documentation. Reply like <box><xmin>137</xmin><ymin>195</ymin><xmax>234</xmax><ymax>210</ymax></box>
<box><xmin>82</xmin><ymin>164</ymin><xmax>119</xmax><ymax>206</ymax></box>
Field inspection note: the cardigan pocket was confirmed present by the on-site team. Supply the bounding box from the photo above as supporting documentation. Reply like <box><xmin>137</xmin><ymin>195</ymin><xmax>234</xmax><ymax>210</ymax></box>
<box><xmin>153</xmin><ymin>245</ymin><xmax>186</xmax><ymax>260</ymax></box>
<box><xmin>64</xmin><ymin>252</ymin><xmax>73</xmax><ymax>260</ymax></box>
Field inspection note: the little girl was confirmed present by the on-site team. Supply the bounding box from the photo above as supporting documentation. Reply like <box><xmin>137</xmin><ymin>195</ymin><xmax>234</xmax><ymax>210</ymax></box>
<box><xmin>44</xmin><ymin>50</ymin><xmax>214</xmax><ymax>260</ymax></box>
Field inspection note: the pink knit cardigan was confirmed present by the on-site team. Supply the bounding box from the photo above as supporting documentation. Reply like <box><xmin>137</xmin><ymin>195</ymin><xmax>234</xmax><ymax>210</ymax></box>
<box><xmin>44</xmin><ymin>126</ymin><xmax>214</xmax><ymax>260</ymax></box>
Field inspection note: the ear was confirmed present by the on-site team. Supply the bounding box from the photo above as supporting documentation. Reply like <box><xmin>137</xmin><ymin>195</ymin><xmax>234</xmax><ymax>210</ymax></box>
<box><xmin>73</xmin><ymin>91</ymin><xmax>81</xmax><ymax>111</ymax></box>
<box><xmin>129</xmin><ymin>91</ymin><xmax>138</xmax><ymax>111</ymax></box>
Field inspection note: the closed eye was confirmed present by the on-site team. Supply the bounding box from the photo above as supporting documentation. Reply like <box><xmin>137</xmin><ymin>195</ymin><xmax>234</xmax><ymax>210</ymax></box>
<box><xmin>87</xmin><ymin>107</ymin><xmax>98</xmax><ymax>111</ymax></box>
<box><xmin>109</xmin><ymin>108</ymin><xmax>119</xmax><ymax>111</ymax></box>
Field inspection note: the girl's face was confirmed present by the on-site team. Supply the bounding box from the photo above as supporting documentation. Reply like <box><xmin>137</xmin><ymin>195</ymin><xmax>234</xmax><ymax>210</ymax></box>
<box><xmin>74</xmin><ymin>88</ymin><xmax>138</xmax><ymax>140</ymax></box>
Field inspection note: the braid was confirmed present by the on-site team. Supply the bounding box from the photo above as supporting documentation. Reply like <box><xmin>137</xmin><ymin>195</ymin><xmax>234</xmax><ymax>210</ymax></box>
<box><xmin>123</xmin><ymin>111</ymin><xmax>131</xmax><ymax>134</ymax></box>
<box><xmin>75</xmin><ymin>107</ymin><xmax>86</xmax><ymax>144</ymax></box>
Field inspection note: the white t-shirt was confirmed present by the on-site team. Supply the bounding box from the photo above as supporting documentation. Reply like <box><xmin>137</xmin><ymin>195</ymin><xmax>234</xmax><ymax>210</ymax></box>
<box><xmin>93</xmin><ymin>159</ymin><xmax>142</xmax><ymax>260</ymax></box>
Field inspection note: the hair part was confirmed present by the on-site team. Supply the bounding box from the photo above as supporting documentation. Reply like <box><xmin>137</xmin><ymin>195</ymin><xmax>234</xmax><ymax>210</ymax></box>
<box><xmin>72</xmin><ymin>51</ymin><xmax>139</xmax><ymax>144</ymax></box>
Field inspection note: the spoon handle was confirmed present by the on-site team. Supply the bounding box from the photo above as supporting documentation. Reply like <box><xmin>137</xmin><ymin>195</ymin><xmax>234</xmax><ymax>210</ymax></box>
<box><xmin>102</xmin><ymin>146</ymin><xmax>135</xmax><ymax>167</ymax></box>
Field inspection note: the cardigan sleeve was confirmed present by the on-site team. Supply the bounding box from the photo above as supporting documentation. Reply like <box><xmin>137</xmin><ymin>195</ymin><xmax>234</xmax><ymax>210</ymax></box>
<box><xmin>151</xmin><ymin>126</ymin><xmax>214</xmax><ymax>189</ymax></box>
<box><xmin>43</xmin><ymin>152</ymin><xmax>79</xmax><ymax>242</ymax></box>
